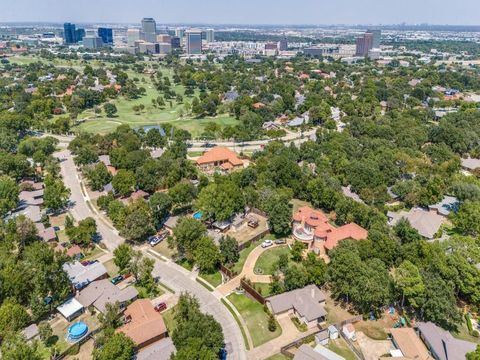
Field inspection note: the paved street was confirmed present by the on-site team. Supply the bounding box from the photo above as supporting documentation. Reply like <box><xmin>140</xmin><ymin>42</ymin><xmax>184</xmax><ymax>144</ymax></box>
<box><xmin>56</xmin><ymin>149</ymin><xmax>247</xmax><ymax>360</ymax></box>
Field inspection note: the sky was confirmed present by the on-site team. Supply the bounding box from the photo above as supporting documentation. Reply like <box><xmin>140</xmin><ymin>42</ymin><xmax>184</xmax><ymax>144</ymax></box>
<box><xmin>1</xmin><ymin>0</ymin><xmax>479</xmax><ymax>25</ymax></box>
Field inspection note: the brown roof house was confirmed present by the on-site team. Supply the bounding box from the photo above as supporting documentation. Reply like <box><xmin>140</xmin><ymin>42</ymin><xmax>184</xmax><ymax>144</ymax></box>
<box><xmin>76</xmin><ymin>279</ymin><xmax>138</xmax><ymax>313</ymax></box>
<box><xmin>389</xmin><ymin>327</ymin><xmax>432</xmax><ymax>360</ymax></box>
<box><xmin>196</xmin><ymin>147</ymin><xmax>244</xmax><ymax>173</ymax></box>
<box><xmin>117</xmin><ymin>299</ymin><xmax>167</xmax><ymax>349</ymax></box>
<box><xmin>266</xmin><ymin>285</ymin><xmax>327</xmax><ymax>329</ymax></box>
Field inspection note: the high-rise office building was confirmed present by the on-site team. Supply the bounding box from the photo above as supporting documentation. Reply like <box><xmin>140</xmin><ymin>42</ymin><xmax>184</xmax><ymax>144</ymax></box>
<box><xmin>175</xmin><ymin>28</ymin><xmax>185</xmax><ymax>39</ymax></box>
<box><xmin>83</xmin><ymin>35</ymin><xmax>103</xmax><ymax>49</ymax></box>
<box><xmin>157</xmin><ymin>34</ymin><xmax>171</xmax><ymax>43</ymax></box>
<box><xmin>171</xmin><ymin>36</ymin><xmax>181</xmax><ymax>49</ymax></box>
<box><xmin>278</xmin><ymin>36</ymin><xmax>288</xmax><ymax>51</ymax></box>
<box><xmin>355</xmin><ymin>32</ymin><xmax>374</xmax><ymax>57</ymax></box>
<box><xmin>185</xmin><ymin>29</ymin><xmax>202</xmax><ymax>55</ymax></box>
<box><xmin>98</xmin><ymin>27</ymin><xmax>113</xmax><ymax>45</ymax></box>
<box><xmin>141</xmin><ymin>18</ymin><xmax>157</xmax><ymax>43</ymax></box>
<box><xmin>205</xmin><ymin>29</ymin><xmax>215</xmax><ymax>43</ymax></box>
<box><xmin>64</xmin><ymin>23</ymin><xmax>84</xmax><ymax>44</ymax></box>
<box><xmin>367</xmin><ymin>29</ymin><xmax>381</xmax><ymax>49</ymax></box>
<box><xmin>127</xmin><ymin>29</ymin><xmax>141</xmax><ymax>47</ymax></box>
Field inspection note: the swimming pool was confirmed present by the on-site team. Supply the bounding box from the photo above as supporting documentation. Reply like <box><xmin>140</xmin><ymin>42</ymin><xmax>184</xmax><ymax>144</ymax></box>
<box><xmin>193</xmin><ymin>211</ymin><xmax>203</xmax><ymax>220</ymax></box>
<box><xmin>67</xmin><ymin>321</ymin><xmax>88</xmax><ymax>342</ymax></box>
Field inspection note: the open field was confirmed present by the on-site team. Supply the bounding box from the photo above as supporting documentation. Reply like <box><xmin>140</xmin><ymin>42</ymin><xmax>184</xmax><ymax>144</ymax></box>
<box><xmin>227</xmin><ymin>293</ymin><xmax>282</xmax><ymax>347</ymax></box>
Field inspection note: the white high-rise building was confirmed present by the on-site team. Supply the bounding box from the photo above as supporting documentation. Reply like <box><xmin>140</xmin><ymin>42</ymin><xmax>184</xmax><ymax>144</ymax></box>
<box><xmin>175</xmin><ymin>28</ymin><xmax>185</xmax><ymax>39</ymax></box>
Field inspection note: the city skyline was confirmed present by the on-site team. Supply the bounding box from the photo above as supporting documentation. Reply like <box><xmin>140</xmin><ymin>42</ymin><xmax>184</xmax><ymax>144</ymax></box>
<box><xmin>1</xmin><ymin>0</ymin><xmax>480</xmax><ymax>25</ymax></box>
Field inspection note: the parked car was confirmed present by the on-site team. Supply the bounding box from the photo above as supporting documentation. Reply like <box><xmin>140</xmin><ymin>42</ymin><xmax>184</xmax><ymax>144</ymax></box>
<box><xmin>111</xmin><ymin>275</ymin><xmax>123</xmax><ymax>285</ymax></box>
<box><xmin>149</xmin><ymin>231</ymin><xmax>169</xmax><ymax>247</ymax></box>
<box><xmin>274</xmin><ymin>238</ymin><xmax>286</xmax><ymax>245</ymax></box>
<box><xmin>154</xmin><ymin>302</ymin><xmax>167</xmax><ymax>312</ymax></box>
<box><xmin>261</xmin><ymin>240</ymin><xmax>273</xmax><ymax>248</ymax></box>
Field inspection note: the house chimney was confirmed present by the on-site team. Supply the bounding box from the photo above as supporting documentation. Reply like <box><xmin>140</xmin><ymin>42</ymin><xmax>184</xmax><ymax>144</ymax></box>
<box><xmin>311</xmin><ymin>287</ymin><xmax>315</xmax><ymax>298</ymax></box>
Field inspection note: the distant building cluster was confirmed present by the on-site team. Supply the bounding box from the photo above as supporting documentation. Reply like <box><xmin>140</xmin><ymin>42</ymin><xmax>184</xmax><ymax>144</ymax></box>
<box><xmin>355</xmin><ymin>29</ymin><xmax>382</xmax><ymax>58</ymax></box>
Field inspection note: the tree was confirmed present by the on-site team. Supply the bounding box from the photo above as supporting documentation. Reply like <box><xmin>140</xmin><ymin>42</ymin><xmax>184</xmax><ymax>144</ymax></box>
<box><xmin>394</xmin><ymin>218</ymin><xmax>422</xmax><ymax>244</ymax></box>
<box><xmin>67</xmin><ymin>217</ymin><xmax>97</xmax><ymax>246</ymax></box>
<box><xmin>98</xmin><ymin>302</ymin><xmax>122</xmax><ymax>336</ymax></box>
<box><xmin>291</xmin><ymin>241</ymin><xmax>305</xmax><ymax>262</ymax></box>
<box><xmin>219</xmin><ymin>236</ymin><xmax>239</xmax><ymax>266</ymax></box>
<box><xmin>467</xmin><ymin>346</ymin><xmax>480</xmax><ymax>360</ymax></box>
<box><xmin>194</xmin><ymin>237</ymin><xmax>221</xmax><ymax>273</ymax></box>
<box><xmin>145</xmin><ymin>128</ymin><xmax>166</xmax><ymax>148</ymax></box>
<box><xmin>265</xmin><ymin>194</ymin><xmax>292</xmax><ymax>236</ymax></box>
<box><xmin>452</xmin><ymin>201</ymin><xmax>480</xmax><ymax>236</ymax></box>
<box><xmin>172</xmin><ymin>338</ymin><xmax>218</xmax><ymax>360</ymax></box>
<box><xmin>195</xmin><ymin>181</ymin><xmax>244</xmax><ymax>221</ymax></box>
<box><xmin>104</xmin><ymin>103</ymin><xmax>118</xmax><ymax>118</ymax></box>
<box><xmin>394</xmin><ymin>260</ymin><xmax>425</xmax><ymax>309</ymax></box>
<box><xmin>149</xmin><ymin>192</ymin><xmax>172</xmax><ymax>227</ymax></box>
<box><xmin>303</xmin><ymin>252</ymin><xmax>327</xmax><ymax>286</ymax></box>
<box><xmin>0</xmin><ymin>176</ymin><xmax>19</xmax><ymax>216</ymax></box>
<box><xmin>112</xmin><ymin>169</ymin><xmax>135</xmax><ymax>197</ymax></box>
<box><xmin>172</xmin><ymin>217</ymin><xmax>207</xmax><ymax>260</ymax></box>
<box><xmin>43</xmin><ymin>175</ymin><xmax>70</xmax><ymax>212</ymax></box>
<box><xmin>169</xmin><ymin>181</ymin><xmax>197</xmax><ymax>209</ymax></box>
<box><xmin>113</xmin><ymin>243</ymin><xmax>133</xmax><ymax>271</ymax></box>
<box><xmin>1</xmin><ymin>335</ymin><xmax>43</xmax><ymax>360</ymax></box>
<box><xmin>93</xmin><ymin>333</ymin><xmax>135</xmax><ymax>360</ymax></box>
<box><xmin>284</xmin><ymin>265</ymin><xmax>309</xmax><ymax>291</ymax></box>
<box><xmin>84</xmin><ymin>163</ymin><xmax>112</xmax><ymax>191</ymax></box>
<box><xmin>0</xmin><ymin>300</ymin><xmax>31</xmax><ymax>337</ymax></box>
<box><xmin>122</xmin><ymin>200</ymin><xmax>155</xmax><ymax>242</ymax></box>
<box><xmin>38</xmin><ymin>321</ymin><xmax>53</xmax><ymax>345</ymax></box>
<box><xmin>268</xmin><ymin>313</ymin><xmax>277</xmax><ymax>332</ymax></box>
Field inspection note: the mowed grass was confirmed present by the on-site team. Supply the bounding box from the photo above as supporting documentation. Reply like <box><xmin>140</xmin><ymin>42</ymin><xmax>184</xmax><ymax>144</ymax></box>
<box><xmin>230</xmin><ymin>240</ymin><xmax>263</xmax><ymax>274</ymax></box>
<box><xmin>227</xmin><ymin>293</ymin><xmax>282</xmax><ymax>347</ymax></box>
<box><xmin>265</xmin><ymin>354</ymin><xmax>290</xmax><ymax>360</ymax></box>
<box><xmin>327</xmin><ymin>338</ymin><xmax>357</xmax><ymax>360</ymax></box>
<box><xmin>199</xmin><ymin>271</ymin><xmax>223</xmax><ymax>288</ymax></box>
<box><xmin>77</xmin><ymin>65</ymin><xmax>239</xmax><ymax>136</ymax></box>
<box><xmin>254</xmin><ymin>246</ymin><xmax>291</xmax><ymax>275</ymax></box>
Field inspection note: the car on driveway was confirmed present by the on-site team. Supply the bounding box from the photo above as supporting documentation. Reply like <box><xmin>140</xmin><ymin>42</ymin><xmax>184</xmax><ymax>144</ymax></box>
<box><xmin>261</xmin><ymin>240</ymin><xmax>273</xmax><ymax>248</ymax></box>
<box><xmin>274</xmin><ymin>238</ymin><xmax>286</xmax><ymax>245</ymax></box>
<box><xmin>154</xmin><ymin>302</ymin><xmax>167</xmax><ymax>312</ymax></box>
<box><xmin>149</xmin><ymin>231</ymin><xmax>169</xmax><ymax>247</ymax></box>
<box><xmin>111</xmin><ymin>275</ymin><xmax>123</xmax><ymax>285</ymax></box>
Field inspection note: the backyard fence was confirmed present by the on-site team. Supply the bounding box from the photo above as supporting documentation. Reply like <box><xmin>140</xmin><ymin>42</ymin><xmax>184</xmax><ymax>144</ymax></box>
<box><xmin>238</xmin><ymin>228</ymin><xmax>270</xmax><ymax>251</ymax></box>
<box><xmin>219</xmin><ymin>264</ymin><xmax>238</xmax><ymax>280</ymax></box>
<box><xmin>53</xmin><ymin>327</ymin><xmax>102</xmax><ymax>360</ymax></box>
<box><xmin>240</xmin><ymin>278</ymin><xmax>266</xmax><ymax>305</ymax></box>
<box><xmin>280</xmin><ymin>330</ymin><xmax>324</xmax><ymax>358</ymax></box>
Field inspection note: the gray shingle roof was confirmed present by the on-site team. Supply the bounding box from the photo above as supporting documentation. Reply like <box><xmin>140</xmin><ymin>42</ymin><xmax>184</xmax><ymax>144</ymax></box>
<box><xmin>76</xmin><ymin>279</ymin><xmax>138</xmax><ymax>313</ymax></box>
<box><xmin>387</xmin><ymin>208</ymin><xmax>444</xmax><ymax>239</ymax></box>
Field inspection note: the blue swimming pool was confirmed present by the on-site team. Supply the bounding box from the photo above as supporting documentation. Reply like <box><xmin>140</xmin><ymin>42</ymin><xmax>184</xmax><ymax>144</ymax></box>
<box><xmin>67</xmin><ymin>321</ymin><xmax>88</xmax><ymax>342</ymax></box>
<box><xmin>193</xmin><ymin>211</ymin><xmax>203</xmax><ymax>220</ymax></box>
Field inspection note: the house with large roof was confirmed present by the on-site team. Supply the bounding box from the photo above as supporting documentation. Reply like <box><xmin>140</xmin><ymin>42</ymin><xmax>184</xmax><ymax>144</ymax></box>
<box><xmin>266</xmin><ymin>285</ymin><xmax>327</xmax><ymax>328</ymax></box>
<box><xmin>417</xmin><ymin>322</ymin><xmax>476</xmax><ymax>360</ymax></box>
<box><xmin>196</xmin><ymin>147</ymin><xmax>244</xmax><ymax>173</ymax></box>
<box><xmin>117</xmin><ymin>299</ymin><xmax>167</xmax><ymax>349</ymax></box>
<box><xmin>387</xmin><ymin>208</ymin><xmax>445</xmax><ymax>239</ymax></box>
<box><xmin>292</xmin><ymin>206</ymin><xmax>368</xmax><ymax>255</ymax></box>
<box><xmin>63</xmin><ymin>261</ymin><xmax>108</xmax><ymax>290</ymax></box>
<box><xmin>388</xmin><ymin>327</ymin><xmax>432</xmax><ymax>360</ymax></box>
<box><xmin>76</xmin><ymin>279</ymin><xmax>138</xmax><ymax>313</ymax></box>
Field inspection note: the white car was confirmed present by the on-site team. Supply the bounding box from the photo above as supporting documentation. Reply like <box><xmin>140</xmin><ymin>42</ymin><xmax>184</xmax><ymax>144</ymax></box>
<box><xmin>261</xmin><ymin>240</ymin><xmax>273</xmax><ymax>248</ymax></box>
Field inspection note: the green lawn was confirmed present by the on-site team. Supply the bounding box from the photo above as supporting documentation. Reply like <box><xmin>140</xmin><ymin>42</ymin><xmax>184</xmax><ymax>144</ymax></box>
<box><xmin>227</xmin><ymin>293</ymin><xmax>282</xmax><ymax>347</ymax></box>
<box><xmin>231</xmin><ymin>240</ymin><xmax>262</xmax><ymax>274</ymax></box>
<box><xmin>254</xmin><ymin>246</ymin><xmax>291</xmax><ymax>275</ymax></box>
<box><xmin>152</xmin><ymin>240</ymin><xmax>176</xmax><ymax>259</ymax></box>
<box><xmin>163</xmin><ymin>306</ymin><xmax>177</xmax><ymax>334</ymax></box>
<box><xmin>102</xmin><ymin>259</ymin><xmax>119</xmax><ymax>277</ymax></box>
<box><xmin>199</xmin><ymin>271</ymin><xmax>223</xmax><ymax>288</ymax></box>
<box><xmin>290</xmin><ymin>199</ymin><xmax>313</xmax><ymax>214</ymax></box>
<box><xmin>327</xmin><ymin>339</ymin><xmax>357</xmax><ymax>360</ymax></box>
<box><xmin>252</xmin><ymin>282</ymin><xmax>273</xmax><ymax>297</ymax></box>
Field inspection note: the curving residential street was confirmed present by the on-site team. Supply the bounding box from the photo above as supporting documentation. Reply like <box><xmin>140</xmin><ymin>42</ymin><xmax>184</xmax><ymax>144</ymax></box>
<box><xmin>55</xmin><ymin>149</ymin><xmax>247</xmax><ymax>360</ymax></box>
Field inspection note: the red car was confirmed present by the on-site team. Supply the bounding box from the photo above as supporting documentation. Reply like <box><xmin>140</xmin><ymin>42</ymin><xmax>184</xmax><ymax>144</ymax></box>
<box><xmin>154</xmin><ymin>302</ymin><xmax>167</xmax><ymax>312</ymax></box>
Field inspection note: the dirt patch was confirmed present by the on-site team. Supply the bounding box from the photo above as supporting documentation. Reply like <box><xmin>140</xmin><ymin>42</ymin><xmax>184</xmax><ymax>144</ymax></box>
<box><xmin>356</xmin><ymin>331</ymin><xmax>393</xmax><ymax>360</ymax></box>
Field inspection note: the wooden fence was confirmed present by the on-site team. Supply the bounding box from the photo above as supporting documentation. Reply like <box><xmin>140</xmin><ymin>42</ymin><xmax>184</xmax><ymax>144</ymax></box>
<box><xmin>240</xmin><ymin>278</ymin><xmax>266</xmax><ymax>305</ymax></box>
<box><xmin>238</xmin><ymin>228</ymin><xmax>270</xmax><ymax>251</ymax></box>
<box><xmin>219</xmin><ymin>264</ymin><xmax>238</xmax><ymax>280</ymax></box>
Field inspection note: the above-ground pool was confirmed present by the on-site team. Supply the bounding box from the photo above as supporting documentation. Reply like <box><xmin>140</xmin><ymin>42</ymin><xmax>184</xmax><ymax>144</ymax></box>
<box><xmin>193</xmin><ymin>211</ymin><xmax>203</xmax><ymax>220</ymax></box>
<box><xmin>67</xmin><ymin>321</ymin><xmax>88</xmax><ymax>342</ymax></box>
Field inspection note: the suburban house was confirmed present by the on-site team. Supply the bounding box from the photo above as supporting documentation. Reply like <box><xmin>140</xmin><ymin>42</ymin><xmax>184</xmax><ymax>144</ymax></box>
<box><xmin>292</xmin><ymin>207</ymin><xmax>368</xmax><ymax>255</ymax></box>
<box><xmin>35</xmin><ymin>222</ymin><xmax>57</xmax><ymax>242</ymax></box>
<box><xmin>19</xmin><ymin>189</ymin><xmax>44</xmax><ymax>206</ymax></box>
<box><xmin>76</xmin><ymin>279</ymin><xmax>138</xmax><ymax>313</ymax></box>
<box><xmin>461</xmin><ymin>157</ymin><xmax>480</xmax><ymax>172</ymax></box>
<box><xmin>313</xmin><ymin>344</ymin><xmax>346</xmax><ymax>360</ymax></box>
<box><xmin>428</xmin><ymin>196</ymin><xmax>459</xmax><ymax>217</ymax></box>
<box><xmin>387</xmin><ymin>208</ymin><xmax>444</xmax><ymax>239</ymax></box>
<box><xmin>341</xmin><ymin>186</ymin><xmax>364</xmax><ymax>204</ymax></box>
<box><xmin>266</xmin><ymin>285</ymin><xmax>327</xmax><ymax>328</ymax></box>
<box><xmin>7</xmin><ymin>204</ymin><xmax>42</xmax><ymax>223</ymax></box>
<box><xmin>63</xmin><ymin>261</ymin><xmax>108</xmax><ymax>290</ymax></box>
<box><xmin>22</xmin><ymin>324</ymin><xmax>39</xmax><ymax>342</ymax></box>
<box><xmin>135</xmin><ymin>338</ymin><xmax>176</xmax><ymax>360</ymax></box>
<box><xmin>388</xmin><ymin>327</ymin><xmax>432</xmax><ymax>360</ymax></box>
<box><xmin>417</xmin><ymin>322</ymin><xmax>477</xmax><ymax>360</ymax></box>
<box><xmin>116</xmin><ymin>299</ymin><xmax>168</xmax><ymax>349</ymax></box>
<box><xmin>196</xmin><ymin>147</ymin><xmax>244</xmax><ymax>173</ymax></box>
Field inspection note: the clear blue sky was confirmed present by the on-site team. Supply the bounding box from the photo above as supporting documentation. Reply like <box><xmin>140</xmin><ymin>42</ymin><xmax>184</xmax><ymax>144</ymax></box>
<box><xmin>1</xmin><ymin>0</ymin><xmax>479</xmax><ymax>25</ymax></box>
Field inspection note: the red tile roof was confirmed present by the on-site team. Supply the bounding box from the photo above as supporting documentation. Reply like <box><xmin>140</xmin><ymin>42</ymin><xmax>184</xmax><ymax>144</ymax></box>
<box><xmin>196</xmin><ymin>147</ymin><xmax>243</xmax><ymax>168</ymax></box>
